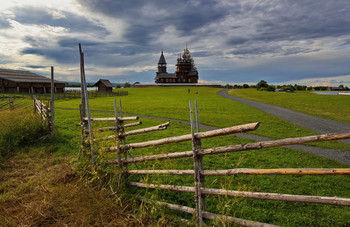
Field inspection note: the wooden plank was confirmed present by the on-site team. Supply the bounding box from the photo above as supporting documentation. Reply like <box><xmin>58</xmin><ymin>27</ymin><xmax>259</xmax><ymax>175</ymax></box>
<box><xmin>108</xmin><ymin>122</ymin><xmax>260</xmax><ymax>151</ymax></box>
<box><xmin>130</xmin><ymin>182</ymin><xmax>350</xmax><ymax>206</ymax></box>
<box><xmin>125</xmin><ymin>168</ymin><xmax>350</xmax><ymax>175</ymax></box>
<box><xmin>111</xmin><ymin>132</ymin><xmax>350</xmax><ymax>164</ymax></box>
<box><xmin>139</xmin><ymin>197</ymin><xmax>279</xmax><ymax>227</ymax></box>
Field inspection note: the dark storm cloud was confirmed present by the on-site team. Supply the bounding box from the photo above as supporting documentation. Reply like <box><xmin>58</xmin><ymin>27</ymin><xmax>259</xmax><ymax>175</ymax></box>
<box><xmin>77</xmin><ymin>0</ymin><xmax>229</xmax><ymax>45</ymax></box>
<box><xmin>248</xmin><ymin>0</ymin><xmax>350</xmax><ymax>42</ymax></box>
<box><xmin>225</xmin><ymin>0</ymin><xmax>350</xmax><ymax>56</ymax></box>
<box><xmin>12</xmin><ymin>6</ymin><xmax>109</xmax><ymax>36</ymax></box>
<box><xmin>21</xmin><ymin>47</ymin><xmax>78</xmax><ymax>64</ymax></box>
<box><xmin>25</xmin><ymin>65</ymin><xmax>47</xmax><ymax>69</ymax></box>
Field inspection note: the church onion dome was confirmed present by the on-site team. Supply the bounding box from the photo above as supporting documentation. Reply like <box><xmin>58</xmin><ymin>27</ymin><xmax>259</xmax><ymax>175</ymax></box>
<box><xmin>158</xmin><ymin>51</ymin><xmax>167</xmax><ymax>64</ymax></box>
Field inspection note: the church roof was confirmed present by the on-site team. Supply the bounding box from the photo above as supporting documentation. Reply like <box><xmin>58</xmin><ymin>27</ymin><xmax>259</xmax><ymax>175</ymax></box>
<box><xmin>158</xmin><ymin>51</ymin><xmax>167</xmax><ymax>64</ymax></box>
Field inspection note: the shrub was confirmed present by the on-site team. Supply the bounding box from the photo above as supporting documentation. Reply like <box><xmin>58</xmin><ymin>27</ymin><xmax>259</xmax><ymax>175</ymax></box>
<box><xmin>0</xmin><ymin>108</ymin><xmax>48</xmax><ymax>159</ymax></box>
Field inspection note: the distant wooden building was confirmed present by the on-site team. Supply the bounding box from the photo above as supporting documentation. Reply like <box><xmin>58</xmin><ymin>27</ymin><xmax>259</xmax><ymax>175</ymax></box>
<box><xmin>94</xmin><ymin>79</ymin><xmax>114</xmax><ymax>92</ymax></box>
<box><xmin>155</xmin><ymin>48</ymin><xmax>199</xmax><ymax>84</ymax></box>
<box><xmin>0</xmin><ymin>69</ymin><xmax>65</xmax><ymax>93</ymax></box>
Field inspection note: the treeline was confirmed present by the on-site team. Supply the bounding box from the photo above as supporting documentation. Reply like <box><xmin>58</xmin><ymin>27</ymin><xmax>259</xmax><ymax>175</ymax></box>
<box><xmin>65</xmin><ymin>82</ymin><xmax>130</xmax><ymax>88</ymax></box>
<box><xmin>225</xmin><ymin>80</ymin><xmax>350</xmax><ymax>92</ymax></box>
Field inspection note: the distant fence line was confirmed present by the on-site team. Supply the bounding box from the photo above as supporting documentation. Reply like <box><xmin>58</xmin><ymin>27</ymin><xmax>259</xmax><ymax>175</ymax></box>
<box><xmin>0</xmin><ymin>90</ymin><xmax>128</xmax><ymax>100</ymax></box>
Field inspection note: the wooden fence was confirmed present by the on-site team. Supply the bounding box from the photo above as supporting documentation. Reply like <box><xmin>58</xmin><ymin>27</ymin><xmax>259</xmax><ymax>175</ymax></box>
<box><xmin>79</xmin><ymin>100</ymin><xmax>350</xmax><ymax>226</ymax></box>
<box><xmin>34</xmin><ymin>98</ymin><xmax>54</xmax><ymax>133</ymax></box>
<box><xmin>34</xmin><ymin>90</ymin><xmax>128</xmax><ymax>101</ymax></box>
<box><xmin>0</xmin><ymin>98</ymin><xmax>30</xmax><ymax>111</ymax></box>
<box><xmin>77</xmin><ymin>44</ymin><xmax>350</xmax><ymax>226</ymax></box>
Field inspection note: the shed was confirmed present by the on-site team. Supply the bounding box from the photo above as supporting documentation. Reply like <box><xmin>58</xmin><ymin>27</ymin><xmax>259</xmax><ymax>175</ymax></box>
<box><xmin>0</xmin><ymin>69</ymin><xmax>65</xmax><ymax>93</ymax></box>
<box><xmin>94</xmin><ymin>79</ymin><xmax>114</xmax><ymax>92</ymax></box>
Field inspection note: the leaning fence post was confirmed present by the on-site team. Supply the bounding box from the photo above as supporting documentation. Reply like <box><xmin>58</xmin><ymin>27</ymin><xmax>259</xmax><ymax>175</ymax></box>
<box><xmin>190</xmin><ymin>100</ymin><xmax>204</xmax><ymax>227</ymax></box>
<box><xmin>79</xmin><ymin>44</ymin><xmax>95</xmax><ymax>165</ymax></box>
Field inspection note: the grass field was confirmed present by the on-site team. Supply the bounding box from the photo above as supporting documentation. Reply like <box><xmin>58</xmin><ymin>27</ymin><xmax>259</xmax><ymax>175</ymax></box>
<box><xmin>229</xmin><ymin>88</ymin><xmax>350</xmax><ymax>124</ymax></box>
<box><xmin>55</xmin><ymin>86</ymin><xmax>349</xmax><ymax>226</ymax></box>
<box><xmin>55</xmin><ymin>87</ymin><xmax>350</xmax><ymax>151</ymax></box>
<box><xmin>1</xmin><ymin>87</ymin><xmax>350</xmax><ymax>226</ymax></box>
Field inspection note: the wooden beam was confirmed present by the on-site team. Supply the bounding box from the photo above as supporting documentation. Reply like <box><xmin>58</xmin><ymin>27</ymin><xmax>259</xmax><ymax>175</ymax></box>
<box><xmin>125</xmin><ymin>168</ymin><xmax>350</xmax><ymax>176</ymax></box>
<box><xmin>139</xmin><ymin>197</ymin><xmax>278</xmax><ymax>227</ymax></box>
<box><xmin>93</xmin><ymin>122</ymin><xmax>170</xmax><ymax>142</ymax></box>
<box><xmin>130</xmin><ymin>182</ymin><xmax>350</xmax><ymax>206</ymax></box>
<box><xmin>93</xmin><ymin>121</ymin><xmax>142</xmax><ymax>132</ymax></box>
<box><xmin>108</xmin><ymin>122</ymin><xmax>260</xmax><ymax>151</ymax></box>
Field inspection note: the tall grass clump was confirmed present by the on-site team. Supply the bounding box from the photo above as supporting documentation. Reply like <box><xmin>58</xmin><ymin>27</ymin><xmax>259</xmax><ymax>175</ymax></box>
<box><xmin>0</xmin><ymin>108</ymin><xmax>48</xmax><ymax>159</ymax></box>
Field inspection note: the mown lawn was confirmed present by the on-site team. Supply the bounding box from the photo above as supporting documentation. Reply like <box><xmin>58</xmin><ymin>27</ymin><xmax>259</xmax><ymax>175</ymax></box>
<box><xmin>229</xmin><ymin>88</ymin><xmax>350</xmax><ymax>124</ymax></box>
<box><xmin>53</xmin><ymin>87</ymin><xmax>350</xmax><ymax>226</ymax></box>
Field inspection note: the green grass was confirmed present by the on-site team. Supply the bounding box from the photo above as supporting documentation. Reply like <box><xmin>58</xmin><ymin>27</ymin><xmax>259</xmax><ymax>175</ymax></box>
<box><xmin>0</xmin><ymin>108</ymin><xmax>48</xmax><ymax>160</ymax></box>
<box><xmin>2</xmin><ymin>87</ymin><xmax>350</xmax><ymax>226</ymax></box>
<box><xmin>81</xmin><ymin>110</ymin><xmax>350</xmax><ymax>226</ymax></box>
<box><xmin>229</xmin><ymin>88</ymin><xmax>350</xmax><ymax>124</ymax></box>
<box><xmin>55</xmin><ymin>87</ymin><xmax>350</xmax><ymax>226</ymax></box>
<box><xmin>55</xmin><ymin>86</ymin><xmax>350</xmax><ymax>151</ymax></box>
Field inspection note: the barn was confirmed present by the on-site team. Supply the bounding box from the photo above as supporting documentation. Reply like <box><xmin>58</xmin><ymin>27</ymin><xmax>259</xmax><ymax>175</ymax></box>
<box><xmin>94</xmin><ymin>79</ymin><xmax>114</xmax><ymax>92</ymax></box>
<box><xmin>0</xmin><ymin>69</ymin><xmax>65</xmax><ymax>93</ymax></box>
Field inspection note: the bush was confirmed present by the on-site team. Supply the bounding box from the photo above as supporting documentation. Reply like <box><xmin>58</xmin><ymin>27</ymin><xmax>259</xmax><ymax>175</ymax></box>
<box><xmin>0</xmin><ymin>108</ymin><xmax>48</xmax><ymax>159</ymax></box>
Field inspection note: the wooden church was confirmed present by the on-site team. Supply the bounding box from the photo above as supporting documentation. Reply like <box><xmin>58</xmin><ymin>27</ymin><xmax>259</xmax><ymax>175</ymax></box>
<box><xmin>154</xmin><ymin>48</ymin><xmax>199</xmax><ymax>84</ymax></box>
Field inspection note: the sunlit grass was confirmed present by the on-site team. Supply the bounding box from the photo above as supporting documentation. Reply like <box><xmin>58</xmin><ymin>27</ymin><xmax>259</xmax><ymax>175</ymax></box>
<box><xmin>229</xmin><ymin>88</ymin><xmax>350</xmax><ymax>124</ymax></box>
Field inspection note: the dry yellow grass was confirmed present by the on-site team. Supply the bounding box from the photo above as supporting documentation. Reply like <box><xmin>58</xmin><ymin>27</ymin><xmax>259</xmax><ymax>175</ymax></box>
<box><xmin>0</xmin><ymin>148</ymin><xmax>166</xmax><ymax>226</ymax></box>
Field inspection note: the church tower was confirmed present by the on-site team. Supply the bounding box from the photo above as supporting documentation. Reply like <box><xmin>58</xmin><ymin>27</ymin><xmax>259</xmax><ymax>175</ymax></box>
<box><xmin>157</xmin><ymin>50</ymin><xmax>167</xmax><ymax>73</ymax></box>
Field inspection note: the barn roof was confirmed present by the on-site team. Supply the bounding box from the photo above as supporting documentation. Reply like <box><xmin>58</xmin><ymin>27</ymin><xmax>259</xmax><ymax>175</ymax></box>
<box><xmin>94</xmin><ymin>79</ymin><xmax>114</xmax><ymax>87</ymax></box>
<box><xmin>0</xmin><ymin>69</ymin><xmax>65</xmax><ymax>84</ymax></box>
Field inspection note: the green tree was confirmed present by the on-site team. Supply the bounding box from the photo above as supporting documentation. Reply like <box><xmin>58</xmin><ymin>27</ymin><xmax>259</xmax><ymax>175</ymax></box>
<box><xmin>256</xmin><ymin>80</ymin><xmax>268</xmax><ymax>90</ymax></box>
<box><xmin>124</xmin><ymin>82</ymin><xmax>131</xmax><ymax>88</ymax></box>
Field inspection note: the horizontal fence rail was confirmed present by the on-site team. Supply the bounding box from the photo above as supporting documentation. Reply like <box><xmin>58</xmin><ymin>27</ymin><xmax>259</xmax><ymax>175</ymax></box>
<box><xmin>126</xmin><ymin>168</ymin><xmax>350</xmax><ymax>176</ymax></box>
<box><xmin>139</xmin><ymin>197</ymin><xmax>279</xmax><ymax>227</ymax></box>
<box><xmin>111</xmin><ymin>132</ymin><xmax>350</xmax><ymax>164</ymax></box>
<box><xmin>94</xmin><ymin>122</ymin><xmax>170</xmax><ymax>141</ymax></box>
<box><xmin>131</xmin><ymin>182</ymin><xmax>350</xmax><ymax>206</ymax></box>
<box><xmin>108</xmin><ymin>122</ymin><xmax>260</xmax><ymax>151</ymax></box>
<box><xmin>93</xmin><ymin>122</ymin><xmax>142</xmax><ymax>133</ymax></box>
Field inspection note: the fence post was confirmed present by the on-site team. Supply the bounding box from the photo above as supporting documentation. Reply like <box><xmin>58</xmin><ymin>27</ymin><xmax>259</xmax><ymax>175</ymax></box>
<box><xmin>79</xmin><ymin>43</ymin><xmax>95</xmax><ymax>165</ymax></box>
<box><xmin>119</xmin><ymin>99</ymin><xmax>128</xmax><ymax>170</ymax></box>
<box><xmin>114</xmin><ymin>99</ymin><xmax>123</xmax><ymax>169</ymax></box>
<box><xmin>190</xmin><ymin>100</ymin><xmax>204</xmax><ymax>226</ymax></box>
<box><xmin>50</xmin><ymin>66</ymin><xmax>55</xmax><ymax>134</ymax></box>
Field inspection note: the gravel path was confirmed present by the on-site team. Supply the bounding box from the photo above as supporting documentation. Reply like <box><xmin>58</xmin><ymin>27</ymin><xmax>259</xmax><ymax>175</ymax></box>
<box><xmin>58</xmin><ymin>107</ymin><xmax>350</xmax><ymax>165</ymax></box>
<box><xmin>218</xmin><ymin>89</ymin><xmax>350</xmax><ymax>144</ymax></box>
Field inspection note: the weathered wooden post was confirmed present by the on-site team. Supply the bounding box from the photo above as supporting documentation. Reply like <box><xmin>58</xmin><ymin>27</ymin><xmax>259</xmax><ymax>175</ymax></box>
<box><xmin>50</xmin><ymin>66</ymin><xmax>55</xmax><ymax>134</ymax></box>
<box><xmin>114</xmin><ymin>99</ymin><xmax>127</xmax><ymax>169</ymax></box>
<box><xmin>114</xmin><ymin>99</ymin><xmax>122</xmax><ymax>169</ymax></box>
<box><xmin>79</xmin><ymin>44</ymin><xmax>95</xmax><ymax>165</ymax></box>
<box><xmin>190</xmin><ymin>100</ymin><xmax>204</xmax><ymax>226</ymax></box>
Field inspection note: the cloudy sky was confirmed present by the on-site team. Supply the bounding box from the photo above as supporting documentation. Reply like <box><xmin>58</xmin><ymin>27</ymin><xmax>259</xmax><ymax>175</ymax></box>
<box><xmin>1</xmin><ymin>0</ymin><xmax>350</xmax><ymax>86</ymax></box>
